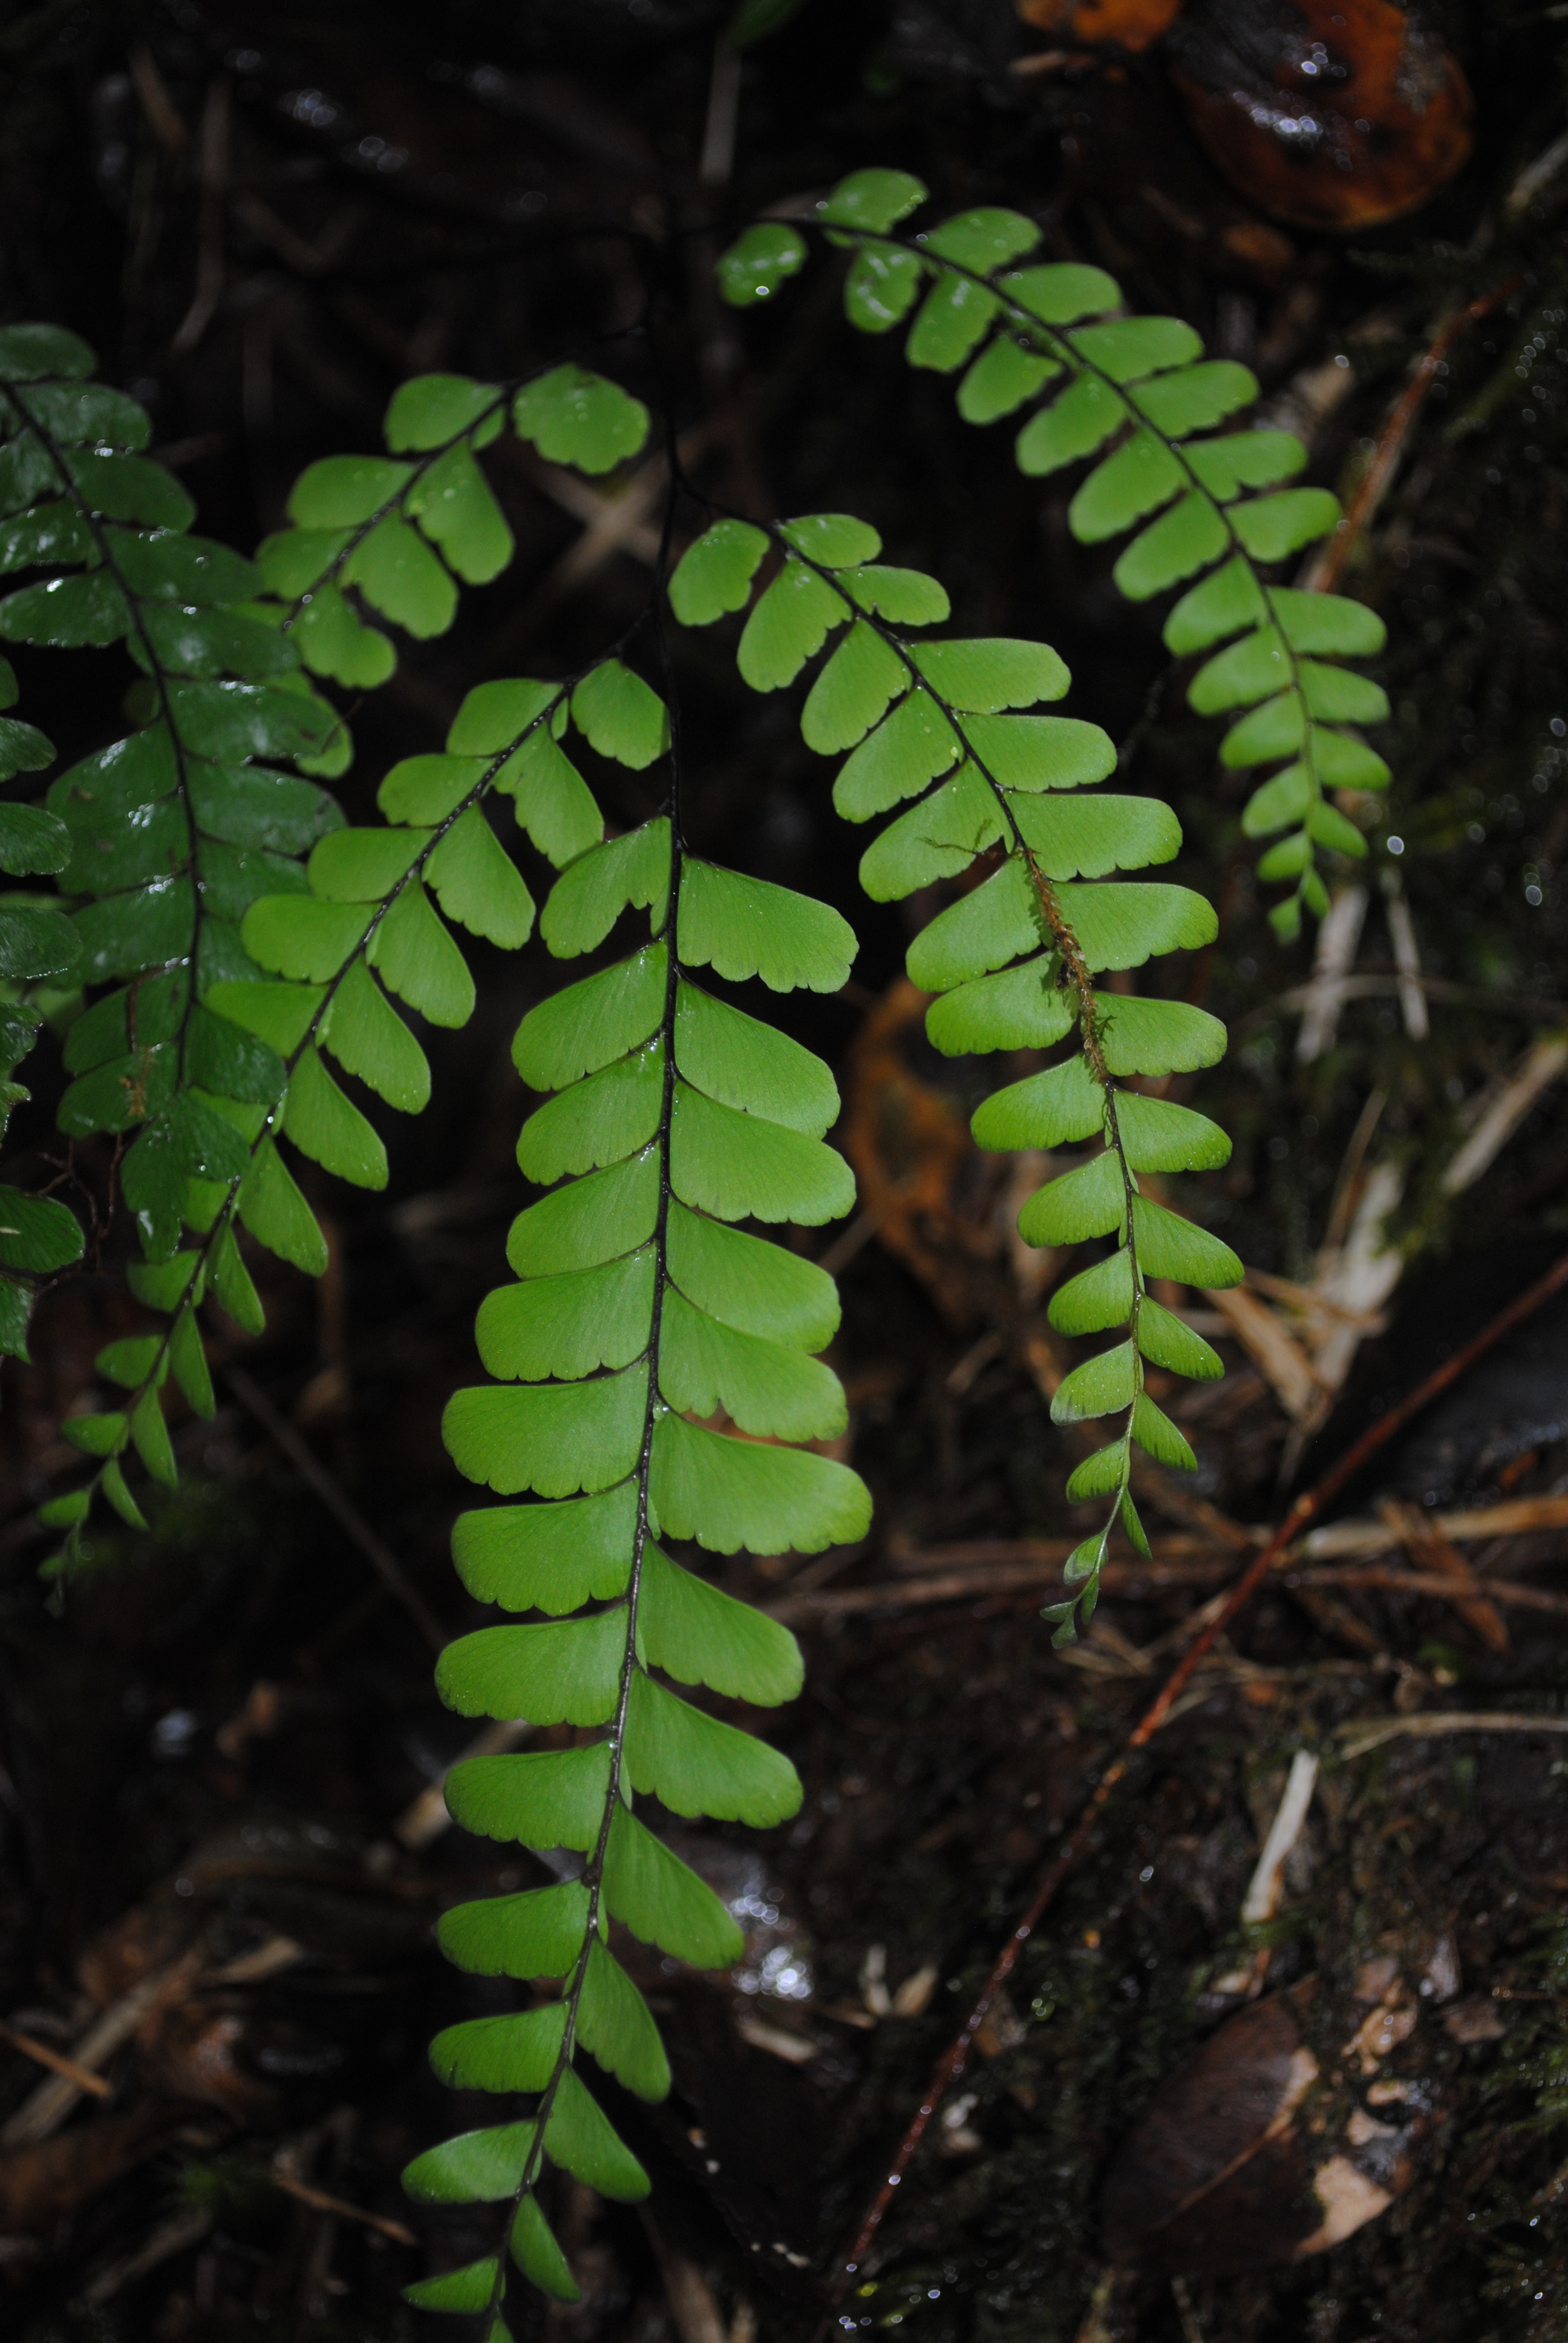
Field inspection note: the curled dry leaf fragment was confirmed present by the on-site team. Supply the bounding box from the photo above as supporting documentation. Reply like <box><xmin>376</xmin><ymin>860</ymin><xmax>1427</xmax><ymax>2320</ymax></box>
<box><xmin>1102</xmin><ymin>1978</ymin><xmax>1428</xmax><ymax>2273</ymax></box>
<box><xmin>1166</xmin><ymin>0</ymin><xmax>1474</xmax><ymax>231</ymax></box>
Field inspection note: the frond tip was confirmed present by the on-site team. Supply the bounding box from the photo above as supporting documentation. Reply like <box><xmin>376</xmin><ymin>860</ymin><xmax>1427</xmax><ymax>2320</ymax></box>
<box><xmin>718</xmin><ymin>175</ymin><xmax>1393</xmax><ymax>938</ymax></box>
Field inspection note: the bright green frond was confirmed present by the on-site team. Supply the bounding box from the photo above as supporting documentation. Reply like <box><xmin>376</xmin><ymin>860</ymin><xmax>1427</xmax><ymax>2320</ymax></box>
<box><xmin>443</xmin><ymin>1366</ymin><xmax>650</xmax><ymax>1498</ymax></box>
<box><xmin>650</xmin><ymin>1409</ymin><xmax>870</xmax><ymax>1555</ymax></box>
<box><xmin>673</xmin><ymin>982</ymin><xmax>839</xmax><ymax>1135</ymax></box>
<box><xmin>451</xmin><ymin>1486</ymin><xmax>636</xmax><ymax>1614</ymax></box>
<box><xmin>658</xmin><ymin>1289</ymin><xmax>846</xmax><ymax>1442</ymax></box>
<box><xmin>515</xmin><ymin>946</ymin><xmax>667</xmax><ymax>1092</ymax></box>
<box><xmin>666</xmin><ymin>1204</ymin><xmax>838</xmax><ymax>1351</ymax></box>
<box><xmin>437</xmin><ymin>1609</ymin><xmax>628</xmax><ymax>1726</ymax></box>
<box><xmin>625</xmin><ymin>1670</ymin><xmax>802</xmax><ymax>1826</ymax></box>
<box><xmin>639</xmin><ymin>1541</ymin><xmax>803</xmax><ymax>1704</ymax></box>
<box><xmin>603</xmin><ymin>1804</ymin><xmax>745</xmax><ymax>1968</ymax></box>
<box><xmin>678</xmin><ymin>860</ymin><xmax>855</xmax><ymax>992</ymax></box>
<box><xmin>476</xmin><ymin>1250</ymin><xmax>655</xmax><ymax>1383</ymax></box>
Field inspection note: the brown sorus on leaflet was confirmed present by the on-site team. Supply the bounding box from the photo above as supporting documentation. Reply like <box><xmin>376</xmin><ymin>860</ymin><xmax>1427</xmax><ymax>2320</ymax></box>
<box><xmin>824</xmin><ymin>1249</ymin><xmax>1568</xmax><ymax>2305</ymax></box>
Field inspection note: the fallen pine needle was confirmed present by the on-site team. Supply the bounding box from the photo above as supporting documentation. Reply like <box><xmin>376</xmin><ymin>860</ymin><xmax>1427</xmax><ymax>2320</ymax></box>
<box><xmin>270</xmin><ymin>2168</ymin><xmax>415</xmax><ymax>2245</ymax></box>
<box><xmin>0</xmin><ymin>2019</ymin><xmax>112</xmax><ymax>2099</ymax></box>
<box><xmin>1338</xmin><ymin>1712</ymin><xmax>1568</xmax><ymax>1760</ymax></box>
<box><xmin>1285</xmin><ymin>1565</ymin><xmax>1568</xmax><ymax>1618</ymax></box>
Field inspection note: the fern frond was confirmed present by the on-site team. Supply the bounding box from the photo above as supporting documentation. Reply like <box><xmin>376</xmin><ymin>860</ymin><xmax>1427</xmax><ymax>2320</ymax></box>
<box><xmin>719</xmin><ymin>172</ymin><xmax>1393</xmax><ymax>942</ymax></box>
<box><xmin>45</xmin><ymin>669</ymin><xmax>603</xmax><ymax>1558</ymax></box>
<box><xmin>0</xmin><ymin>327</ymin><xmax>651</xmax><ymax>1424</ymax></box>
<box><xmin>0</xmin><ymin>642</ymin><xmax>80</xmax><ymax>1287</ymax></box>
<box><xmin>412</xmin><ymin>651</ymin><xmax>867</xmax><ymax>2324</ymax></box>
<box><xmin>676</xmin><ymin>506</ymin><xmax>1239</xmax><ymax>1640</ymax></box>
<box><xmin>258</xmin><ymin>363</ymin><xmax>650</xmax><ymax>693</ymax></box>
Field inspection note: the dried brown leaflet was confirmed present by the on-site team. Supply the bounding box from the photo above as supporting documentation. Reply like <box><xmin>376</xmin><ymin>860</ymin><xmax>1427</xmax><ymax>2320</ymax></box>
<box><xmin>826</xmin><ymin>1246</ymin><xmax>1568</xmax><ymax>2304</ymax></box>
<box><xmin>1166</xmin><ymin>0</ymin><xmax>1473</xmax><ymax>233</ymax></box>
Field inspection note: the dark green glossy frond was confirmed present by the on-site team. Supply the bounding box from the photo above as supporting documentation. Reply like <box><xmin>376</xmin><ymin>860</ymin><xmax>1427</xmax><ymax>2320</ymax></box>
<box><xmin>676</xmin><ymin>507</ymin><xmax>1239</xmax><ymax>1642</ymax></box>
<box><xmin>719</xmin><ymin>172</ymin><xmax>1393</xmax><ymax>941</ymax></box>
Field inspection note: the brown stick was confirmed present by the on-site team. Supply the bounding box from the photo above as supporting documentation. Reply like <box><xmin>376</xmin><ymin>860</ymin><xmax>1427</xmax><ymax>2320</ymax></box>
<box><xmin>1340</xmin><ymin>1711</ymin><xmax>1568</xmax><ymax>1760</ymax></box>
<box><xmin>1302</xmin><ymin>1490</ymin><xmax>1568</xmax><ymax>1559</ymax></box>
<box><xmin>772</xmin><ymin>1553</ymin><xmax>1236</xmax><ymax>1624</ymax></box>
<box><xmin>0</xmin><ymin>2018</ymin><xmax>113</xmax><ymax>2099</ymax></box>
<box><xmin>1300</xmin><ymin>277</ymin><xmax>1522</xmax><ymax>595</ymax></box>
<box><xmin>1286</xmin><ymin>1565</ymin><xmax>1568</xmax><ymax>1619</ymax></box>
<box><xmin>1376</xmin><ymin>1498</ymin><xmax>1510</xmax><ymax>1654</ymax></box>
<box><xmin>1</xmin><ymin>1940</ymin><xmax>207</xmax><ymax>2147</ymax></box>
<box><xmin>828</xmin><ymin>1247</ymin><xmax>1568</xmax><ymax>2298</ymax></box>
<box><xmin>271</xmin><ymin>2168</ymin><xmax>416</xmax><ymax>2246</ymax></box>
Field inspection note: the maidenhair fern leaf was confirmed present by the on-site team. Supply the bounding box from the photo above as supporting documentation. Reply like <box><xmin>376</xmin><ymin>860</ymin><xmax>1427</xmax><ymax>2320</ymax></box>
<box><xmin>417</xmin><ymin>664</ymin><xmax>869</xmax><ymax>2315</ymax></box>
<box><xmin>673</xmin><ymin>506</ymin><xmax>1242</xmax><ymax>1660</ymax></box>
<box><xmin>6</xmin><ymin>246</ymin><xmax>1293</xmax><ymax>2317</ymax></box>
<box><xmin>720</xmin><ymin>173</ymin><xmax>1391</xmax><ymax>931</ymax></box>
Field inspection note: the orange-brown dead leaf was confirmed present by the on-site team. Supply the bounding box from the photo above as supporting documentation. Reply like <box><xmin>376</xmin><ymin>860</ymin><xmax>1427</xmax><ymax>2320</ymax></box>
<box><xmin>0</xmin><ymin>2103</ymin><xmax>186</xmax><ymax>2232</ymax></box>
<box><xmin>1016</xmin><ymin>0</ymin><xmax>1181</xmax><ymax>50</ymax></box>
<box><xmin>1167</xmin><ymin>0</ymin><xmax>1472</xmax><ymax>231</ymax></box>
<box><xmin>841</xmin><ymin>980</ymin><xmax>1015</xmax><ymax>1326</ymax></box>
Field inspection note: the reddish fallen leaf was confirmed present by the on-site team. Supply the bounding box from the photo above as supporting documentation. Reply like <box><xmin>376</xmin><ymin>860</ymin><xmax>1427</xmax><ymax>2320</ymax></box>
<box><xmin>841</xmin><ymin>978</ymin><xmax>1049</xmax><ymax>1326</ymax></box>
<box><xmin>0</xmin><ymin>2103</ymin><xmax>185</xmax><ymax>2232</ymax></box>
<box><xmin>1101</xmin><ymin>1978</ymin><xmax>1428</xmax><ymax>2273</ymax></box>
<box><xmin>1015</xmin><ymin>0</ymin><xmax>1181</xmax><ymax>50</ymax></box>
<box><xmin>1166</xmin><ymin>0</ymin><xmax>1473</xmax><ymax>231</ymax></box>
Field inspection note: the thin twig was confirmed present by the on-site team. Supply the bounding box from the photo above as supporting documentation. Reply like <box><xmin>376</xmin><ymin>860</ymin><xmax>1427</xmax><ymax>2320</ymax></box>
<box><xmin>226</xmin><ymin>1367</ymin><xmax>445</xmax><ymax>1653</ymax></box>
<box><xmin>1377</xmin><ymin>1496</ymin><xmax>1509</xmax><ymax>1654</ymax></box>
<box><xmin>1261</xmin><ymin>973</ymin><xmax>1568</xmax><ymax>1027</ymax></box>
<box><xmin>1285</xmin><ymin>1565</ymin><xmax>1568</xmax><ymax>1619</ymax></box>
<box><xmin>825</xmin><ymin>1248</ymin><xmax>1568</xmax><ymax>2301</ymax></box>
<box><xmin>271</xmin><ymin>2166</ymin><xmax>416</xmax><ymax>2246</ymax></box>
<box><xmin>771</xmin><ymin>1553</ymin><xmax>1235</xmax><ymax>1624</ymax></box>
<box><xmin>1442</xmin><ymin>1031</ymin><xmax>1568</xmax><ymax>1198</ymax></box>
<box><xmin>170</xmin><ymin>76</ymin><xmax>230</xmax><ymax>357</ymax></box>
<box><xmin>0</xmin><ymin>2017</ymin><xmax>113</xmax><ymax>2099</ymax></box>
<box><xmin>1240</xmin><ymin>1750</ymin><xmax>1319</xmax><ymax>1925</ymax></box>
<box><xmin>1302</xmin><ymin>1490</ymin><xmax>1568</xmax><ymax>1559</ymax></box>
<box><xmin>1298</xmin><ymin>277</ymin><xmax>1522</xmax><ymax>594</ymax></box>
<box><xmin>79</xmin><ymin>2209</ymin><xmax>213</xmax><ymax>2308</ymax></box>
<box><xmin>1</xmin><ymin>1942</ymin><xmax>207</xmax><ymax>2147</ymax></box>
<box><xmin>1339</xmin><ymin>1711</ymin><xmax>1568</xmax><ymax>1760</ymax></box>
